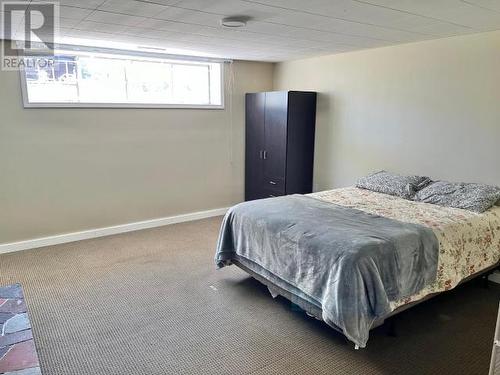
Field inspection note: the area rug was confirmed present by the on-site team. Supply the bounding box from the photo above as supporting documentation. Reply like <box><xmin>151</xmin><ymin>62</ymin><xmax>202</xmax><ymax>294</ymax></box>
<box><xmin>0</xmin><ymin>284</ymin><xmax>41</xmax><ymax>375</ymax></box>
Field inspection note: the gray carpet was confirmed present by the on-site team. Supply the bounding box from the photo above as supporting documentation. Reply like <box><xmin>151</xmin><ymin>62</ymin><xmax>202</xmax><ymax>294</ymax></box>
<box><xmin>0</xmin><ymin>216</ymin><xmax>498</xmax><ymax>375</ymax></box>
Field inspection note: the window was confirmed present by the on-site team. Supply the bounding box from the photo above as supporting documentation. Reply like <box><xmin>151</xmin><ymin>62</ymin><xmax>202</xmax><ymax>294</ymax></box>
<box><xmin>20</xmin><ymin>48</ymin><xmax>224</xmax><ymax>108</ymax></box>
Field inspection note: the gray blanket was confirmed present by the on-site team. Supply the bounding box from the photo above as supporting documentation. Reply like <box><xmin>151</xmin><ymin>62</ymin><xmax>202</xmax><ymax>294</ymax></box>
<box><xmin>215</xmin><ymin>195</ymin><xmax>439</xmax><ymax>347</ymax></box>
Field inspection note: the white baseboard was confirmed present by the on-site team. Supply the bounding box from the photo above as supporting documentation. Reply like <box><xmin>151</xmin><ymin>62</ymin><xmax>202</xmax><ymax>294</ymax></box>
<box><xmin>0</xmin><ymin>207</ymin><xmax>228</xmax><ymax>255</ymax></box>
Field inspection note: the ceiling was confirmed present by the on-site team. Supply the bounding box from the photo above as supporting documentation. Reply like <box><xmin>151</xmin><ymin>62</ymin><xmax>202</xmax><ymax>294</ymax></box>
<box><xmin>2</xmin><ymin>0</ymin><xmax>500</xmax><ymax>61</ymax></box>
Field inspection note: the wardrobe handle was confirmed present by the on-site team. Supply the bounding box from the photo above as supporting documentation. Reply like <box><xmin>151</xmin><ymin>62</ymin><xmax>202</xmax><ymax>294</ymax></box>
<box><xmin>269</xmin><ymin>181</ymin><xmax>277</xmax><ymax>185</ymax></box>
<box><xmin>263</xmin><ymin>150</ymin><xmax>267</xmax><ymax>160</ymax></box>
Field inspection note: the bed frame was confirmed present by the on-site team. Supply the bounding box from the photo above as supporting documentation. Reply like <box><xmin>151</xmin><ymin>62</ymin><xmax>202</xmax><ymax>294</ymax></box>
<box><xmin>232</xmin><ymin>258</ymin><xmax>500</xmax><ymax>348</ymax></box>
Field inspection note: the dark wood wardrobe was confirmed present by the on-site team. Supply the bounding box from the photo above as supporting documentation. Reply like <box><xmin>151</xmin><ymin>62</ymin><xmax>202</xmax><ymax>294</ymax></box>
<box><xmin>245</xmin><ymin>91</ymin><xmax>317</xmax><ymax>201</ymax></box>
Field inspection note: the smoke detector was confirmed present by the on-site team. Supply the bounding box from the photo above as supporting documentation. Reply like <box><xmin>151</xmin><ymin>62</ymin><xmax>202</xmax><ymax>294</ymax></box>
<box><xmin>221</xmin><ymin>16</ymin><xmax>249</xmax><ymax>28</ymax></box>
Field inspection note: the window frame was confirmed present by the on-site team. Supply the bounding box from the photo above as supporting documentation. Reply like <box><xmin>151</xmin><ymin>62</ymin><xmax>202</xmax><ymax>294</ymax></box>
<box><xmin>19</xmin><ymin>45</ymin><xmax>226</xmax><ymax>110</ymax></box>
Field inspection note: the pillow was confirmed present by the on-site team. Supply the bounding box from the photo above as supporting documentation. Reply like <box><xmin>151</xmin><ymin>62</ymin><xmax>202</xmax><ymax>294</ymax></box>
<box><xmin>414</xmin><ymin>181</ymin><xmax>500</xmax><ymax>213</ymax></box>
<box><xmin>356</xmin><ymin>171</ymin><xmax>432</xmax><ymax>200</ymax></box>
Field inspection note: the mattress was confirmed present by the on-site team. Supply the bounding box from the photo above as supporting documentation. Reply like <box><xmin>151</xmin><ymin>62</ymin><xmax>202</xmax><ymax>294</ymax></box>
<box><xmin>217</xmin><ymin>192</ymin><xmax>443</xmax><ymax>347</ymax></box>
<box><xmin>310</xmin><ymin>187</ymin><xmax>500</xmax><ymax>310</ymax></box>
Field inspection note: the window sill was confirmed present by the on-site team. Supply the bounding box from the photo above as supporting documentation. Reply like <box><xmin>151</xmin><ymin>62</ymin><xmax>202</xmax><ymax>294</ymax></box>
<box><xmin>22</xmin><ymin>102</ymin><xmax>225</xmax><ymax>109</ymax></box>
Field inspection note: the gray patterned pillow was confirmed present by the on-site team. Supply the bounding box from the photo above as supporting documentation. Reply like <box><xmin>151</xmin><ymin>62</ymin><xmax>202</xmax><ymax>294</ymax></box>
<box><xmin>356</xmin><ymin>171</ymin><xmax>432</xmax><ymax>200</ymax></box>
<box><xmin>414</xmin><ymin>181</ymin><xmax>500</xmax><ymax>213</ymax></box>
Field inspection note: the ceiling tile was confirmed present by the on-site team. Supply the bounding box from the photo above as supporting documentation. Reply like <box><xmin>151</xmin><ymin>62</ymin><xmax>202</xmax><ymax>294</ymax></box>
<box><xmin>58</xmin><ymin>5</ymin><xmax>94</xmax><ymax>20</ymax></box>
<box><xmin>403</xmin><ymin>20</ymin><xmax>474</xmax><ymax>37</ymax></box>
<box><xmin>154</xmin><ymin>7</ymin><xmax>222</xmax><ymax>27</ymax></box>
<box><xmin>136</xmin><ymin>18</ymin><xmax>212</xmax><ymax>34</ymax></box>
<box><xmin>63</xmin><ymin>29</ymin><xmax>115</xmax><ymax>40</ymax></box>
<box><xmin>174</xmin><ymin>0</ymin><xmax>277</xmax><ymax>19</ymax></box>
<box><xmin>24</xmin><ymin>12</ymin><xmax>83</xmax><ymax>29</ymax></box>
<box><xmin>462</xmin><ymin>0</ymin><xmax>500</xmax><ymax>12</ymax></box>
<box><xmin>9</xmin><ymin>0</ymin><xmax>500</xmax><ymax>62</ymax></box>
<box><xmin>86</xmin><ymin>10</ymin><xmax>148</xmax><ymax>26</ymax></box>
<box><xmin>243</xmin><ymin>21</ymin><xmax>387</xmax><ymax>47</ymax></box>
<box><xmin>59</xmin><ymin>0</ymin><xmax>105</xmax><ymax>9</ymax></box>
<box><xmin>237</xmin><ymin>0</ymin><xmax>439</xmax><ymax>31</ymax></box>
<box><xmin>356</xmin><ymin>0</ymin><xmax>500</xmax><ymax>29</ymax></box>
<box><xmin>25</xmin><ymin>4</ymin><xmax>93</xmax><ymax>20</ymax></box>
<box><xmin>76</xmin><ymin>20</ymin><xmax>129</xmax><ymax>33</ymax></box>
<box><xmin>137</xmin><ymin>0</ymin><xmax>184</xmax><ymax>5</ymax></box>
<box><xmin>97</xmin><ymin>0</ymin><xmax>169</xmax><ymax>18</ymax></box>
<box><xmin>31</xmin><ymin>0</ymin><xmax>104</xmax><ymax>8</ymax></box>
<box><xmin>58</xmin><ymin>17</ymin><xmax>83</xmax><ymax>28</ymax></box>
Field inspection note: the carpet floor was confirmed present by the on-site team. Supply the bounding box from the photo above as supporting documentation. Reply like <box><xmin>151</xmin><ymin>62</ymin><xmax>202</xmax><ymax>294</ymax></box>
<box><xmin>0</xmin><ymin>216</ymin><xmax>499</xmax><ymax>375</ymax></box>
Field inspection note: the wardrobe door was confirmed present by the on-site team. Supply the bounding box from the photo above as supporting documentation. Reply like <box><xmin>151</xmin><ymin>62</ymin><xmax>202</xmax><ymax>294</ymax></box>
<box><xmin>285</xmin><ymin>91</ymin><xmax>317</xmax><ymax>194</ymax></box>
<box><xmin>245</xmin><ymin>93</ymin><xmax>266</xmax><ymax>201</ymax></box>
<box><xmin>263</xmin><ymin>91</ymin><xmax>288</xmax><ymax>196</ymax></box>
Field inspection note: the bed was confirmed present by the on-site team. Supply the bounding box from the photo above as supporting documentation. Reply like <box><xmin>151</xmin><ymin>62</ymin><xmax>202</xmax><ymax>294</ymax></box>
<box><xmin>215</xmin><ymin>187</ymin><xmax>500</xmax><ymax>348</ymax></box>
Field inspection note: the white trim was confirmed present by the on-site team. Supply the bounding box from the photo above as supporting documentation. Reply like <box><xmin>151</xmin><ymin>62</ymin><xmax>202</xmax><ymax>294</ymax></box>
<box><xmin>21</xmin><ymin>102</ymin><xmax>225</xmax><ymax>110</ymax></box>
<box><xmin>0</xmin><ymin>207</ymin><xmax>228</xmax><ymax>254</ymax></box>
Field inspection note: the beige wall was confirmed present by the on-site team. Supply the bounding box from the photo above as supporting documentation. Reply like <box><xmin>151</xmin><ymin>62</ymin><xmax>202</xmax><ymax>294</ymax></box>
<box><xmin>0</xmin><ymin>59</ymin><xmax>273</xmax><ymax>243</ymax></box>
<box><xmin>3</xmin><ymin>30</ymin><xmax>500</xmax><ymax>244</ymax></box>
<box><xmin>274</xmin><ymin>30</ymin><xmax>500</xmax><ymax>192</ymax></box>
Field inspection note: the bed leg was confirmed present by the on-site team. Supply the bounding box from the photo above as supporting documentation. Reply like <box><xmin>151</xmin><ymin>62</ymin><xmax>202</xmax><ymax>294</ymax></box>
<box><xmin>386</xmin><ymin>318</ymin><xmax>397</xmax><ymax>337</ymax></box>
<box><xmin>354</xmin><ymin>345</ymin><xmax>359</xmax><ymax>350</ymax></box>
<box><xmin>481</xmin><ymin>274</ymin><xmax>491</xmax><ymax>289</ymax></box>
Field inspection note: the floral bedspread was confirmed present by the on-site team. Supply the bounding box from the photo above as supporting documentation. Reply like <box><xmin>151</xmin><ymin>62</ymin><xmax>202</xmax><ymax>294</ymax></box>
<box><xmin>309</xmin><ymin>187</ymin><xmax>500</xmax><ymax>310</ymax></box>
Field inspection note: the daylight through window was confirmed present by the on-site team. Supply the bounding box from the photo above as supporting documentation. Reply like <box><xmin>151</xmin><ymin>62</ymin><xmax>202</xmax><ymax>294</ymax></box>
<box><xmin>21</xmin><ymin>50</ymin><xmax>223</xmax><ymax>108</ymax></box>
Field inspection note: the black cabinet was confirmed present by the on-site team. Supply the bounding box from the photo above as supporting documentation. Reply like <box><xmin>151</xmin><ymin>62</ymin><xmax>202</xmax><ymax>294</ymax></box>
<box><xmin>245</xmin><ymin>91</ymin><xmax>317</xmax><ymax>201</ymax></box>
